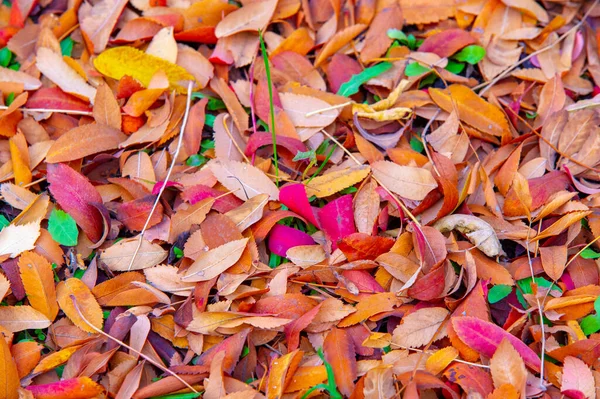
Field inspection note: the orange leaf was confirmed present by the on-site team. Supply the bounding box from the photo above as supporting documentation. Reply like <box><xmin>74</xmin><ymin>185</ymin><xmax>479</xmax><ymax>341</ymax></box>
<box><xmin>46</xmin><ymin>123</ymin><xmax>127</xmax><ymax>163</ymax></box>
<box><xmin>314</xmin><ymin>24</ymin><xmax>367</xmax><ymax>67</ymax></box>
<box><xmin>338</xmin><ymin>292</ymin><xmax>399</xmax><ymax>327</ymax></box>
<box><xmin>18</xmin><ymin>251</ymin><xmax>58</xmax><ymax>321</ymax></box>
<box><xmin>10</xmin><ymin>341</ymin><xmax>42</xmax><ymax>378</ymax></box>
<box><xmin>56</xmin><ymin>278</ymin><xmax>103</xmax><ymax>333</ymax></box>
<box><xmin>9</xmin><ymin>132</ymin><xmax>31</xmax><ymax>186</ymax></box>
<box><xmin>267</xmin><ymin>350</ymin><xmax>303</xmax><ymax>397</ymax></box>
<box><xmin>323</xmin><ymin>327</ymin><xmax>357</xmax><ymax>397</ymax></box>
<box><xmin>425</xmin><ymin>346</ymin><xmax>458</xmax><ymax>375</ymax></box>
<box><xmin>429</xmin><ymin>84</ymin><xmax>511</xmax><ymax>137</ymax></box>
<box><xmin>540</xmin><ymin>245</ymin><xmax>568</xmax><ymax>281</ymax></box>
<box><xmin>214</xmin><ymin>0</ymin><xmax>277</xmax><ymax>38</ymax></box>
<box><xmin>0</xmin><ymin>336</ymin><xmax>19</xmax><ymax>399</ymax></box>
<box><xmin>93</xmin><ymin>82</ymin><xmax>122</xmax><ymax>129</ymax></box>
<box><xmin>490</xmin><ymin>339</ymin><xmax>527</xmax><ymax>393</ymax></box>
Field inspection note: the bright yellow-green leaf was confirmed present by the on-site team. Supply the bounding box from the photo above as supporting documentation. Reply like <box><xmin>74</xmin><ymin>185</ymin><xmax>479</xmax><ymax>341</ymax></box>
<box><xmin>93</xmin><ymin>47</ymin><xmax>195</xmax><ymax>94</ymax></box>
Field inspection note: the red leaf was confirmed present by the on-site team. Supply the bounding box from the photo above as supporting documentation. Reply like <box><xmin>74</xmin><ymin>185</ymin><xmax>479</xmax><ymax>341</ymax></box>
<box><xmin>338</xmin><ymin>233</ymin><xmax>394</xmax><ymax>261</ymax></box>
<box><xmin>244</xmin><ymin>132</ymin><xmax>307</xmax><ymax>157</ymax></box>
<box><xmin>25</xmin><ymin>377</ymin><xmax>104</xmax><ymax>399</ymax></box>
<box><xmin>26</xmin><ymin>87</ymin><xmax>92</xmax><ymax>112</ymax></box>
<box><xmin>418</xmin><ymin>28</ymin><xmax>477</xmax><ymax>57</ymax></box>
<box><xmin>47</xmin><ymin>163</ymin><xmax>106</xmax><ymax>243</ymax></box>
<box><xmin>443</xmin><ymin>363</ymin><xmax>493</xmax><ymax>397</ymax></box>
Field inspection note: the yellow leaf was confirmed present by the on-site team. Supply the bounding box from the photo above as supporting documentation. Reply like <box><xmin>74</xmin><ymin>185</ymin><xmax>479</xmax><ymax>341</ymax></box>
<box><xmin>56</xmin><ymin>278</ymin><xmax>103</xmax><ymax>333</ymax></box>
<box><xmin>425</xmin><ymin>347</ymin><xmax>458</xmax><ymax>375</ymax></box>
<box><xmin>304</xmin><ymin>165</ymin><xmax>370</xmax><ymax>198</ymax></box>
<box><xmin>32</xmin><ymin>345</ymin><xmax>82</xmax><ymax>374</ymax></box>
<box><xmin>18</xmin><ymin>251</ymin><xmax>58</xmax><ymax>321</ymax></box>
<box><xmin>362</xmin><ymin>332</ymin><xmax>392</xmax><ymax>348</ymax></box>
<box><xmin>94</xmin><ymin>46</ymin><xmax>195</xmax><ymax>94</ymax></box>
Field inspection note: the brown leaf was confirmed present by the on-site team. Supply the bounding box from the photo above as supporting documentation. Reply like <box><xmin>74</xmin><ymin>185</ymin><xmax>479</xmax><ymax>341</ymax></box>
<box><xmin>0</xmin><ymin>305</ymin><xmax>51</xmax><ymax>332</ymax></box>
<box><xmin>79</xmin><ymin>0</ymin><xmax>129</xmax><ymax>53</ymax></box>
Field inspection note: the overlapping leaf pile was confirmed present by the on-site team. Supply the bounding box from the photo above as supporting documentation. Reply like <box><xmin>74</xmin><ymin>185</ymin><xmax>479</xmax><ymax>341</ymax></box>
<box><xmin>0</xmin><ymin>0</ymin><xmax>600</xmax><ymax>398</ymax></box>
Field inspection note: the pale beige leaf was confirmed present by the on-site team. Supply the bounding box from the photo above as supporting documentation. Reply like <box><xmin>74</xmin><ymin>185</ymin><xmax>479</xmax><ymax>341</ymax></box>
<box><xmin>120</xmin><ymin>118</ymin><xmax>169</xmax><ymax>148</ymax></box>
<box><xmin>0</xmin><ymin>306</ymin><xmax>51</xmax><ymax>332</ymax></box>
<box><xmin>35</xmin><ymin>48</ymin><xmax>96</xmax><ymax>102</ymax></box>
<box><xmin>371</xmin><ymin>161</ymin><xmax>437</xmax><ymax>201</ymax></box>
<box><xmin>144</xmin><ymin>265</ymin><xmax>195</xmax><ymax>296</ymax></box>
<box><xmin>279</xmin><ymin>92</ymin><xmax>341</xmax><ymax>128</ymax></box>
<box><xmin>392</xmin><ymin>307</ymin><xmax>449</xmax><ymax>348</ymax></box>
<box><xmin>363</xmin><ymin>365</ymin><xmax>395</xmax><ymax>399</ymax></box>
<box><xmin>434</xmin><ymin>214</ymin><xmax>503</xmax><ymax>257</ymax></box>
<box><xmin>286</xmin><ymin>245</ymin><xmax>326</xmax><ymax>267</ymax></box>
<box><xmin>208</xmin><ymin>158</ymin><xmax>279</xmax><ymax>201</ymax></box>
<box><xmin>215</xmin><ymin>0</ymin><xmax>278</xmax><ymax>38</ymax></box>
<box><xmin>100</xmin><ymin>237</ymin><xmax>167</xmax><ymax>271</ymax></box>
<box><xmin>305</xmin><ymin>165</ymin><xmax>370</xmax><ymax>198</ymax></box>
<box><xmin>354</xmin><ymin>179</ymin><xmax>379</xmax><ymax>234</ymax></box>
<box><xmin>490</xmin><ymin>339</ymin><xmax>527</xmax><ymax>392</ymax></box>
<box><xmin>535</xmin><ymin>75</ymin><xmax>565</xmax><ymax>128</ymax></box>
<box><xmin>561</xmin><ymin>356</ymin><xmax>595</xmax><ymax>399</ymax></box>
<box><xmin>225</xmin><ymin>194</ymin><xmax>269</xmax><ymax>231</ymax></box>
<box><xmin>182</xmin><ymin>238</ymin><xmax>249</xmax><ymax>282</ymax></box>
<box><xmin>79</xmin><ymin>0</ymin><xmax>129</xmax><ymax>53</ymax></box>
<box><xmin>518</xmin><ymin>157</ymin><xmax>547</xmax><ymax>179</ymax></box>
<box><xmin>170</xmin><ymin>197</ymin><xmax>214</xmax><ymax>242</ymax></box>
<box><xmin>0</xmin><ymin>183</ymin><xmax>37</xmax><ymax>210</ymax></box>
<box><xmin>214</xmin><ymin>113</ymin><xmax>246</xmax><ymax>162</ymax></box>
<box><xmin>0</xmin><ymin>274</ymin><xmax>9</xmax><ymax>302</ymax></box>
<box><xmin>501</xmin><ymin>0</ymin><xmax>548</xmax><ymax>22</ymax></box>
<box><xmin>146</xmin><ymin>27</ymin><xmax>177</xmax><ymax>63</ymax></box>
<box><xmin>0</xmin><ymin>223</ymin><xmax>40</xmax><ymax>258</ymax></box>
<box><xmin>0</xmin><ymin>66</ymin><xmax>41</xmax><ymax>90</ymax></box>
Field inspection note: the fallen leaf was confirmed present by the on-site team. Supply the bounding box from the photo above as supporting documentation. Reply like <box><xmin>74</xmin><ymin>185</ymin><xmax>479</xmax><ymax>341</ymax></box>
<box><xmin>392</xmin><ymin>307</ymin><xmax>449</xmax><ymax>348</ymax></box>
<box><xmin>372</xmin><ymin>160</ymin><xmax>438</xmax><ymax>201</ymax></box>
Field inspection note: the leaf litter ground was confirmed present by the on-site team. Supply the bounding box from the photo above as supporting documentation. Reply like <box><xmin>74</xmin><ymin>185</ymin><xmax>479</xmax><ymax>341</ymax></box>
<box><xmin>0</xmin><ymin>0</ymin><xmax>600</xmax><ymax>398</ymax></box>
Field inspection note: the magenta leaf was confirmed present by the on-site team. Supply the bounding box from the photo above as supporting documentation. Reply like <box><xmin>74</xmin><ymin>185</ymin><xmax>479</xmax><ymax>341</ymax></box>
<box><xmin>317</xmin><ymin>195</ymin><xmax>356</xmax><ymax>250</ymax></box>
<box><xmin>268</xmin><ymin>224</ymin><xmax>315</xmax><ymax>257</ymax></box>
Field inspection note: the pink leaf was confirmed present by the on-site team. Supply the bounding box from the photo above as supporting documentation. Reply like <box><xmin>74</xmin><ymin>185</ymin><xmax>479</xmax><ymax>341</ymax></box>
<box><xmin>268</xmin><ymin>224</ymin><xmax>315</xmax><ymax>257</ymax></box>
<box><xmin>279</xmin><ymin>183</ymin><xmax>319</xmax><ymax>227</ymax></box>
<box><xmin>181</xmin><ymin>184</ymin><xmax>243</xmax><ymax>213</ymax></box>
<box><xmin>561</xmin><ymin>356</ymin><xmax>595</xmax><ymax>399</ymax></box>
<box><xmin>318</xmin><ymin>195</ymin><xmax>356</xmax><ymax>250</ymax></box>
<box><xmin>451</xmin><ymin>316</ymin><xmax>541</xmax><ymax>372</ymax></box>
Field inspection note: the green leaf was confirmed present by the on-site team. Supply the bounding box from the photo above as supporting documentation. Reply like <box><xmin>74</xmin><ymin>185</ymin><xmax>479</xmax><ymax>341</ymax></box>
<box><xmin>337</xmin><ymin>62</ymin><xmax>393</xmax><ymax>97</ymax></box>
<box><xmin>453</xmin><ymin>45</ymin><xmax>486</xmax><ymax>64</ymax></box>
<box><xmin>581</xmin><ymin>314</ymin><xmax>600</xmax><ymax>335</ymax></box>
<box><xmin>293</xmin><ymin>149</ymin><xmax>316</xmax><ymax>162</ymax></box>
<box><xmin>339</xmin><ymin>186</ymin><xmax>358</xmax><ymax>194</ymax></box>
<box><xmin>173</xmin><ymin>246</ymin><xmax>183</xmax><ymax>259</ymax></box>
<box><xmin>205</xmin><ymin>114</ymin><xmax>216</xmax><ymax>128</ymax></box>
<box><xmin>149</xmin><ymin>393</ymin><xmax>202</xmax><ymax>399</ymax></box>
<box><xmin>48</xmin><ymin>209</ymin><xmax>79</xmax><ymax>246</ymax></box>
<box><xmin>594</xmin><ymin>295</ymin><xmax>600</xmax><ymax>315</ymax></box>
<box><xmin>387</xmin><ymin>29</ymin><xmax>408</xmax><ymax>42</ymax></box>
<box><xmin>0</xmin><ymin>215</ymin><xmax>9</xmax><ymax>231</ymax></box>
<box><xmin>5</xmin><ymin>92</ymin><xmax>14</xmax><ymax>106</ymax></box>
<box><xmin>0</xmin><ymin>47</ymin><xmax>12</xmax><ymax>68</ymax></box>
<box><xmin>404</xmin><ymin>62</ymin><xmax>431</xmax><ymax>77</ymax></box>
<box><xmin>200</xmin><ymin>139</ymin><xmax>215</xmax><ymax>152</ymax></box>
<box><xmin>8</xmin><ymin>63</ymin><xmax>20</xmax><ymax>71</ymax></box>
<box><xmin>186</xmin><ymin>154</ymin><xmax>207</xmax><ymax>167</ymax></box>
<box><xmin>410</xmin><ymin>136</ymin><xmax>424</xmax><ymax>153</ymax></box>
<box><xmin>517</xmin><ymin>276</ymin><xmax>560</xmax><ymax>295</ymax></box>
<box><xmin>60</xmin><ymin>37</ymin><xmax>74</xmax><ymax>57</ymax></box>
<box><xmin>488</xmin><ymin>285</ymin><xmax>512</xmax><ymax>304</ymax></box>
<box><xmin>580</xmin><ymin>247</ymin><xmax>600</xmax><ymax>259</ymax></box>
<box><xmin>445</xmin><ymin>60</ymin><xmax>465</xmax><ymax>75</ymax></box>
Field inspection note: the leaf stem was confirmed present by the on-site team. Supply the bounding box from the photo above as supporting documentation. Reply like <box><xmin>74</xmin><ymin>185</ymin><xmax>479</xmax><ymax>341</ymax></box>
<box><xmin>258</xmin><ymin>29</ymin><xmax>279</xmax><ymax>186</ymax></box>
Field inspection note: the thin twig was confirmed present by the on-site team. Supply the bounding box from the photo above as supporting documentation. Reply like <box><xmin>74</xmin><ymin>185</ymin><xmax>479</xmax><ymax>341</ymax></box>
<box><xmin>70</xmin><ymin>296</ymin><xmax>199</xmax><ymax>393</ymax></box>
<box><xmin>305</xmin><ymin>101</ymin><xmax>353</xmax><ymax>117</ymax></box>
<box><xmin>0</xmin><ymin>105</ymin><xmax>95</xmax><ymax>116</ymax></box>
<box><xmin>127</xmin><ymin>81</ymin><xmax>194</xmax><ymax>271</ymax></box>
<box><xmin>475</xmin><ymin>0</ymin><xmax>600</xmax><ymax>95</ymax></box>
<box><xmin>525</xmin><ymin>219</ymin><xmax>547</xmax><ymax>391</ymax></box>
<box><xmin>565</xmin><ymin>234</ymin><xmax>600</xmax><ymax>268</ymax></box>
<box><xmin>319</xmin><ymin>129</ymin><xmax>422</xmax><ymax>226</ymax></box>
